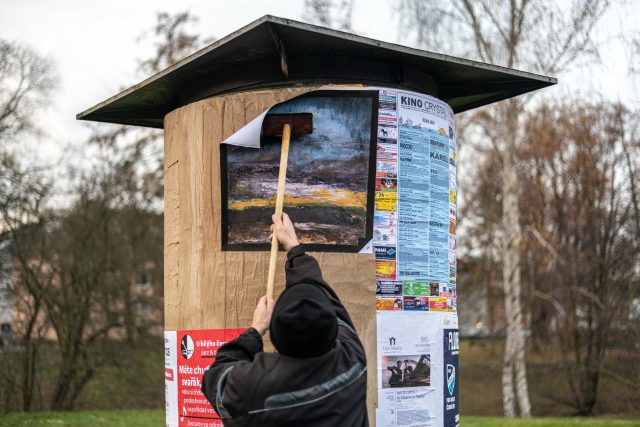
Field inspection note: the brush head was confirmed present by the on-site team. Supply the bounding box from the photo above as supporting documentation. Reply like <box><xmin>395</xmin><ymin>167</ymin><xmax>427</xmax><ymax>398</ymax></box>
<box><xmin>262</xmin><ymin>113</ymin><xmax>313</xmax><ymax>137</ymax></box>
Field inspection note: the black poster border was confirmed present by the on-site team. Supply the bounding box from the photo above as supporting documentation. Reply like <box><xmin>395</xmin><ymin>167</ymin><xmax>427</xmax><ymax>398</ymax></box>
<box><xmin>220</xmin><ymin>89</ymin><xmax>379</xmax><ymax>253</ymax></box>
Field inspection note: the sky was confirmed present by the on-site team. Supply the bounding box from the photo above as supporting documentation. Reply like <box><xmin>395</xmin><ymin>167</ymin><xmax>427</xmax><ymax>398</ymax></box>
<box><xmin>0</xmin><ymin>0</ymin><xmax>638</xmax><ymax>168</ymax></box>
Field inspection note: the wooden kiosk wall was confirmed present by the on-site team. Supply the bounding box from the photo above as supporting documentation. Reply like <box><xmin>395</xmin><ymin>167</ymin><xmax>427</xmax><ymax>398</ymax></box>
<box><xmin>163</xmin><ymin>87</ymin><xmax>378</xmax><ymax>422</ymax></box>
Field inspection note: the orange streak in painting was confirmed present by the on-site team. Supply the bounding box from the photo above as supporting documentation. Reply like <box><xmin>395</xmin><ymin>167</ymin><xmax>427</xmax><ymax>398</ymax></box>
<box><xmin>230</xmin><ymin>188</ymin><xmax>366</xmax><ymax>210</ymax></box>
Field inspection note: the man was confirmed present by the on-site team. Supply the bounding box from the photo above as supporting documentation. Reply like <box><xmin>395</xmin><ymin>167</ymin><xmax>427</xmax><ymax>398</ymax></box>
<box><xmin>402</xmin><ymin>360</ymin><xmax>415</xmax><ymax>386</ymax></box>
<box><xmin>201</xmin><ymin>213</ymin><xmax>368</xmax><ymax>426</ymax></box>
<box><xmin>387</xmin><ymin>361</ymin><xmax>403</xmax><ymax>387</ymax></box>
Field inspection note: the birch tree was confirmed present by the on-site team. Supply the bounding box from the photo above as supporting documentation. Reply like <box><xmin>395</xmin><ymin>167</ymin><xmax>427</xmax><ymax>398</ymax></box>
<box><xmin>398</xmin><ymin>0</ymin><xmax>611</xmax><ymax>417</ymax></box>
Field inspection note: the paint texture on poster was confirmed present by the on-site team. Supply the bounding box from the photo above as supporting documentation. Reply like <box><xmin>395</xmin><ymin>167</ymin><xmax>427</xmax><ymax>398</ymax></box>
<box><xmin>223</xmin><ymin>91</ymin><xmax>377</xmax><ymax>252</ymax></box>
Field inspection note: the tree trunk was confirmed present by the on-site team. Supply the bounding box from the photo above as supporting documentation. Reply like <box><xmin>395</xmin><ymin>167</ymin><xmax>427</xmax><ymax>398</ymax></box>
<box><xmin>21</xmin><ymin>341</ymin><xmax>36</xmax><ymax>411</ymax></box>
<box><xmin>501</xmin><ymin>326</ymin><xmax>516</xmax><ymax>417</ymax></box>
<box><xmin>501</xmin><ymin>102</ymin><xmax>532</xmax><ymax>417</ymax></box>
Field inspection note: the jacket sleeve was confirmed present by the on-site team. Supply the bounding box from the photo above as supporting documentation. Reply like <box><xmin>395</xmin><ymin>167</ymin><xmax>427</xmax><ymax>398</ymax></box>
<box><xmin>284</xmin><ymin>244</ymin><xmax>355</xmax><ymax>330</ymax></box>
<box><xmin>201</xmin><ymin>327</ymin><xmax>263</xmax><ymax>417</ymax></box>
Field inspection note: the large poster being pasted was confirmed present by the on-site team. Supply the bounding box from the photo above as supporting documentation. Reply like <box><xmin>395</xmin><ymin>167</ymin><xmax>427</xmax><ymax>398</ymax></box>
<box><xmin>222</xmin><ymin>91</ymin><xmax>377</xmax><ymax>252</ymax></box>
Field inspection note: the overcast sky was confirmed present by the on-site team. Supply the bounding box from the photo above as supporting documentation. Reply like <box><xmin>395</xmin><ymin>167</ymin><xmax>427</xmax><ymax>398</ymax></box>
<box><xmin>1</xmin><ymin>0</ymin><xmax>638</xmax><ymax>167</ymax></box>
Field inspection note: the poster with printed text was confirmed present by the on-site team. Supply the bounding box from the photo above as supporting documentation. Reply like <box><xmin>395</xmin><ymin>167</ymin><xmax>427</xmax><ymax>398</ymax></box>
<box><xmin>376</xmin><ymin>311</ymin><xmax>458</xmax><ymax>427</ymax></box>
<box><xmin>165</xmin><ymin>328</ymin><xmax>245</xmax><ymax>427</ymax></box>
<box><xmin>373</xmin><ymin>89</ymin><xmax>457</xmax><ymax>313</ymax></box>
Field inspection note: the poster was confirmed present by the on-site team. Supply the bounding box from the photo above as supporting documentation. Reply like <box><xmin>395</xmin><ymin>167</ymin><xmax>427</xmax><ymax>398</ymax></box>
<box><xmin>165</xmin><ymin>328</ymin><xmax>245</xmax><ymax>427</ymax></box>
<box><xmin>396</xmin><ymin>92</ymin><xmax>452</xmax><ymax>283</ymax></box>
<box><xmin>443</xmin><ymin>327</ymin><xmax>460</xmax><ymax>427</ymax></box>
<box><xmin>218</xmin><ymin>86</ymin><xmax>459</xmax><ymax>426</ymax></box>
<box><xmin>373</xmin><ymin>89</ymin><xmax>458</xmax><ymax>427</ymax></box>
<box><xmin>376</xmin><ymin>311</ymin><xmax>458</xmax><ymax>427</ymax></box>
<box><xmin>222</xmin><ymin>91</ymin><xmax>377</xmax><ymax>252</ymax></box>
<box><xmin>373</xmin><ymin>89</ymin><xmax>457</xmax><ymax>312</ymax></box>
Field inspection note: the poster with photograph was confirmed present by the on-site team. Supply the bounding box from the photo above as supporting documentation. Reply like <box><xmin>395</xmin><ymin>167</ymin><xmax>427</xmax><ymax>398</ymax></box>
<box><xmin>382</xmin><ymin>354</ymin><xmax>431</xmax><ymax>387</ymax></box>
<box><xmin>377</xmin><ymin>296</ymin><xmax>404</xmax><ymax>310</ymax></box>
<box><xmin>403</xmin><ymin>297</ymin><xmax>430</xmax><ymax>311</ymax></box>
<box><xmin>377</xmin><ymin>311</ymin><xmax>458</xmax><ymax>427</ymax></box>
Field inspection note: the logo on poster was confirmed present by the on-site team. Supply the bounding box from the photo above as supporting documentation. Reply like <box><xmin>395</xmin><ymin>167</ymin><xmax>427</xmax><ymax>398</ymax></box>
<box><xmin>180</xmin><ymin>335</ymin><xmax>194</xmax><ymax>360</ymax></box>
<box><xmin>447</xmin><ymin>364</ymin><xmax>456</xmax><ymax>395</ymax></box>
<box><xmin>388</xmin><ymin>337</ymin><xmax>396</xmax><ymax>346</ymax></box>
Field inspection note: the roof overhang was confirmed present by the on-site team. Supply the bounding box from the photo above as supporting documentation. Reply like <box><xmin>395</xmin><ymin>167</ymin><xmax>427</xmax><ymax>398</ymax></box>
<box><xmin>77</xmin><ymin>15</ymin><xmax>557</xmax><ymax>129</ymax></box>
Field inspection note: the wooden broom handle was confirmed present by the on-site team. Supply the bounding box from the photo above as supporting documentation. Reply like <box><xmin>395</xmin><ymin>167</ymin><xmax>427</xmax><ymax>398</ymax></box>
<box><xmin>266</xmin><ymin>123</ymin><xmax>291</xmax><ymax>300</ymax></box>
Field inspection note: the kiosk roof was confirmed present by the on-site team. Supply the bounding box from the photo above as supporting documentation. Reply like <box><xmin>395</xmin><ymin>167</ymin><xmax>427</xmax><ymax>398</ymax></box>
<box><xmin>77</xmin><ymin>15</ymin><xmax>556</xmax><ymax>128</ymax></box>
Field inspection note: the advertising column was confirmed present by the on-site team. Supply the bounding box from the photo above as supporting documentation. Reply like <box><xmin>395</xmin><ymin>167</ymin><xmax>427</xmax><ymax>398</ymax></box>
<box><xmin>374</xmin><ymin>89</ymin><xmax>458</xmax><ymax>427</ymax></box>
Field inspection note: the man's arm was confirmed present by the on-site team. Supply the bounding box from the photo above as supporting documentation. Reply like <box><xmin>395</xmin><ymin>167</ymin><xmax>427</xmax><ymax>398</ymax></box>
<box><xmin>272</xmin><ymin>213</ymin><xmax>355</xmax><ymax>329</ymax></box>
<box><xmin>201</xmin><ymin>296</ymin><xmax>273</xmax><ymax>417</ymax></box>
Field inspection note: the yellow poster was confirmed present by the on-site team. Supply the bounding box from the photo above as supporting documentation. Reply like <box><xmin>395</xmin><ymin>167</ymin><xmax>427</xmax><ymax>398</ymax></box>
<box><xmin>375</xmin><ymin>260</ymin><xmax>397</xmax><ymax>279</ymax></box>
<box><xmin>375</xmin><ymin>192</ymin><xmax>398</xmax><ymax>212</ymax></box>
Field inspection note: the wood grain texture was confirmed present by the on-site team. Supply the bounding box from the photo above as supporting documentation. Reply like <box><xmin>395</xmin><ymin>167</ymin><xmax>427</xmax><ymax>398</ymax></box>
<box><xmin>163</xmin><ymin>86</ymin><xmax>378</xmax><ymax>423</ymax></box>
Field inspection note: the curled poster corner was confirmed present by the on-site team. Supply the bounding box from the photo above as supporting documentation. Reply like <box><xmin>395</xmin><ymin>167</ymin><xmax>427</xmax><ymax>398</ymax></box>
<box><xmin>359</xmin><ymin>240</ymin><xmax>373</xmax><ymax>254</ymax></box>
<box><xmin>220</xmin><ymin>85</ymin><xmax>376</xmax><ymax>148</ymax></box>
<box><xmin>220</xmin><ymin>110</ymin><xmax>269</xmax><ymax>148</ymax></box>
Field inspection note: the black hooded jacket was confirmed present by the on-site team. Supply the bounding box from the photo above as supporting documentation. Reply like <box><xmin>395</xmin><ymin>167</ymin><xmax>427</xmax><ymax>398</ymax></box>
<box><xmin>201</xmin><ymin>245</ymin><xmax>368</xmax><ymax>427</ymax></box>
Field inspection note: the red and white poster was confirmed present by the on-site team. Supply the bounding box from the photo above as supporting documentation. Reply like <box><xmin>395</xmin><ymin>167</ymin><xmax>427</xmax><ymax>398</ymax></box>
<box><xmin>165</xmin><ymin>328</ymin><xmax>245</xmax><ymax>427</ymax></box>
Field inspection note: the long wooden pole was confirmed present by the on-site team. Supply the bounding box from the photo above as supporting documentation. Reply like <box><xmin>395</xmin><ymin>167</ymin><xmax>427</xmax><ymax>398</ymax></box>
<box><xmin>266</xmin><ymin>123</ymin><xmax>291</xmax><ymax>299</ymax></box>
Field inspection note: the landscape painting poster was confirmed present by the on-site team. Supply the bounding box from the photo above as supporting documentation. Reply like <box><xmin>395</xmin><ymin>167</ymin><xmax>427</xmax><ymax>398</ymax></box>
<box><xmin>221</xmin><ymin>91</ymin><xmax>377</xmax><ymax>252</ymax></box>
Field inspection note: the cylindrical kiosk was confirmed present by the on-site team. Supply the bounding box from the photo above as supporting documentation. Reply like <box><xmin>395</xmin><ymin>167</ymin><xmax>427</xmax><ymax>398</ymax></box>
<box><xmin>162</xmin><ymin>85</ymin><xmax>458</xmax><ymax>426</ymax></box>
<box><xmin>162</xmin><ymin>86</ymin><xmax>381</xmax><ymax>422</ymax></box>
<box><xmin>76</xmin><ymin>15</ymin><xmax>556</xmax><ymax>427</ymax></box>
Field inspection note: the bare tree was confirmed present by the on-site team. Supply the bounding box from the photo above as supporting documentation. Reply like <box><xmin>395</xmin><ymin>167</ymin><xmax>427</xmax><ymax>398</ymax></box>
<box><xmin>85</xmin><ymin>11</ymin><xmax>206</xmax><ymax>342</ymax></box>
<box><xmin>398</xmin><ymin>0</ymin><xmax>611</xmax><ymax>417</ymax></box>
<box><xmin>0</xmin><ymin>39</ymin><xmax>57</xmax><ymax>412</ymax></box>
<box><xmin>0</xmin><ymin>12</ymin><xmax>192</xmax><ymax>411</ymax></box>
<box><xmin>0</xmin><ymin>40</ymin><xmax>57</xmax><ymax>144</ymax></box>
<box><xmin>303</xmin><ymin>0</ymin><xmax>354</xmax><ymax>31</ymax></box>
<box><xmin>519</xmin><ymin>101</ymin><xmax>639</xmax><ymax>414</ymax></box>
<box><xmin>138</xmin><ymin>11</ymin><xmax>203</xmax><ymax>76</ymax></box>
<box><xmin>40</xmin><ymin>12</ymin><xmax>200</xmax><ymax>407</ymax></box>
<box><xmin>0</xmin><ymin>159</ymin><xmax>52</xmax><ymax>412</ymax></box>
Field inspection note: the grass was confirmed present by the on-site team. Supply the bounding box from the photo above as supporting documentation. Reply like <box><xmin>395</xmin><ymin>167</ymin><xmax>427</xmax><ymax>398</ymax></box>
<box><xmin>1</xmin><ymin>411</ymin><xmax>639</xmax><ymax>427</ymax></box>
<box><xmin>465</xmin><ymin>417</ymin><xmax>640</xmax><ymax>426</ymax></box>
<box><xmin>0</xmin><ymin>409</ymin><xmax>164</xmax><ymax>427</ymax></box>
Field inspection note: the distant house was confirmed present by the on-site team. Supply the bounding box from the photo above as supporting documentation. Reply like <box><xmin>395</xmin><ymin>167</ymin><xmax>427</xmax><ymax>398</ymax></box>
<box><xmin>0</xmin><ymin>236</ymin><xmax>163</xmax><ymax>348</ymax></box>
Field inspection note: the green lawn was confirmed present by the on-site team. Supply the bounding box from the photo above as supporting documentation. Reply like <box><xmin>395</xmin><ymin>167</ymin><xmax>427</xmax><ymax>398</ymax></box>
<box><xmin>0</xmin><ymin>410</ymin><xmax>164</xmax><ymax>427</ymax></box>
<box><xmin>1</xmin><ymin>410</ymin><xmax>639</xmax><ymax>427</ymax></box>
<box><xmin>465</xmin><ymin>417</ymin><xmax>640</xmax><ymax>426</ymax></box>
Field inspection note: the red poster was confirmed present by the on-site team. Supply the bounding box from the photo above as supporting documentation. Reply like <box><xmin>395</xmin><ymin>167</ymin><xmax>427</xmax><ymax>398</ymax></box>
<box><xmin>165</xmin><ymin>328</ymin><xmax>245</xmax><ymax>427</ymax></box>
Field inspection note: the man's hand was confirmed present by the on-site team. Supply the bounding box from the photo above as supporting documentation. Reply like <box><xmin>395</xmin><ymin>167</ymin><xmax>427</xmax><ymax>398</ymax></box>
<box><xmin>270</xmin><ymin>212</ymin><xmax>300</xmax><ymax>251</ymax></box>
<box><xmin>251</xmin><ymin>295</ymin><xmax>275</xmax><ymax>335</ymax></box>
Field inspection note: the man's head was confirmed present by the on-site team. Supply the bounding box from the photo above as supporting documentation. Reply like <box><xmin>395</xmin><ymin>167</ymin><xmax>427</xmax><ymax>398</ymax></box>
<box><xmin>269</xmin><ymin>283</ymin><xmax>338</xmax><ymax>358</ymax></box>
